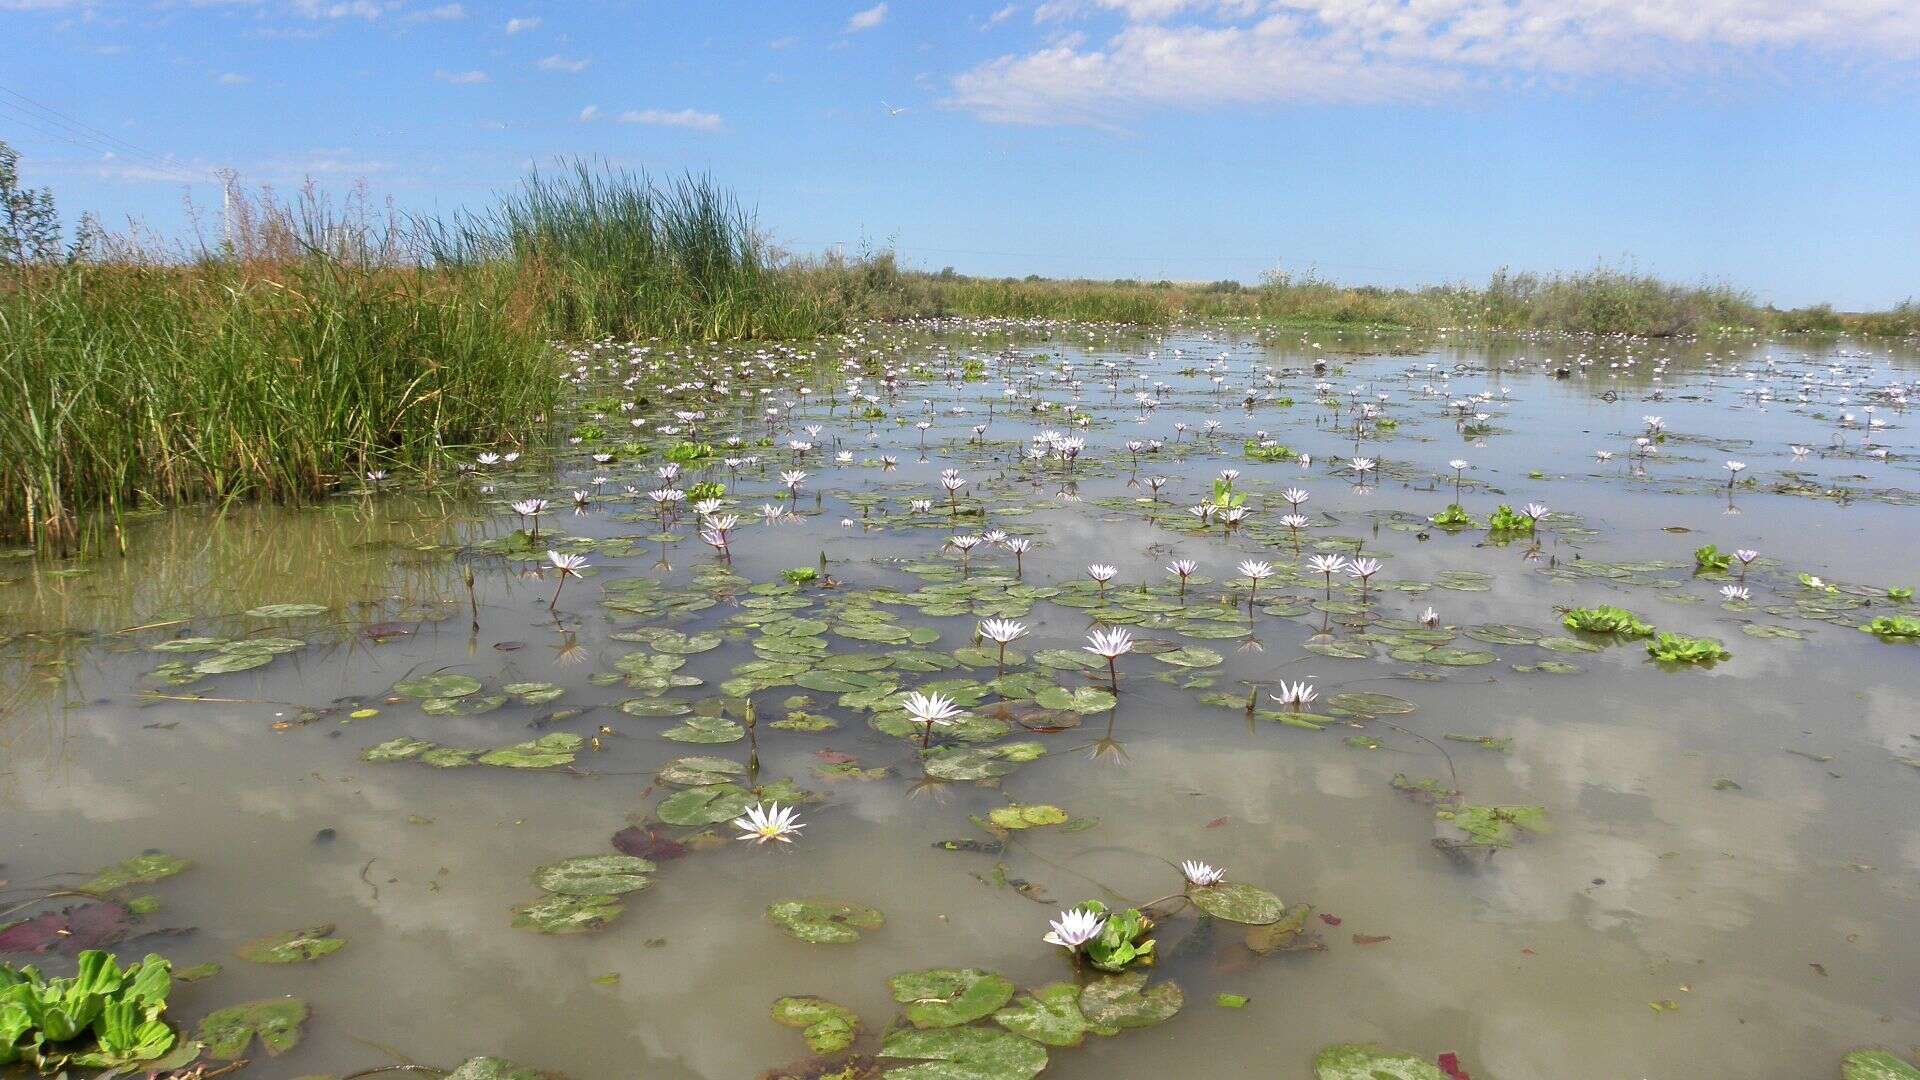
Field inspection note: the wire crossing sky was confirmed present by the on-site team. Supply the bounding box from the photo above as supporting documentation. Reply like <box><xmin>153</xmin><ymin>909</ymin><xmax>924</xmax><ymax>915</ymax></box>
<box><xmin>2</xmin><ymin>0</ymin><xmax>1917</xmax><ymax>307</ymax></box>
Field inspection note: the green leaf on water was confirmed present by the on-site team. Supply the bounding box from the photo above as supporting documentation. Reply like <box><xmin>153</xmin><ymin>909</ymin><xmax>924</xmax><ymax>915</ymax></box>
<box><xmin>511</xmin><ymin>892</ymin><xmax>624</xmax><ymax>934</ymax></box>
<box><xmin>446</xmin><ymin>1057</ymin><xmax>547</xmax><ymax>1080</ymax></box>
<box><xmin>1438</xmin><ymin>804</ymin><xmax>1549</xmax><ymax>847</ymax></box>
<box><xmin>197</xmin><ymin>997</ymin><xmax>309</xmax><ymax>1059</ymax></box>
<box><xmin>889</xmin><ymin>967</ymin><xmax>1016</xmax><ymax>1028</ymax></box>
<box><xmin>82</xmin><ymin>852</ymin><xmax>191</xmax><ymax>893</ymax></box>
<box><xmin>1077</xmin><ymin>971</ymin><xmax>1182</xmax><ymax>1029</ymax></box>
<box><xmin>657</xmin><ymin>783</ymin><xmax>754</xmax><ymax>826</ymax></box>
<box><xmin>1422</xmin><ymin>648</ymin><xmax>1496</xmax><ymax>667</ymax></box>
<box><xmin>1034</xmin><ymin>686</ymin><xmax>1117</xmax><ymax>713</ymax></box>
<box><xmin>768</xmin><ymin>899</ymin><xmax>885</xmax><ymax>944</ymax></box>
<box><xmin>620</xmin><ymin>698</ymin><xmax>694</xmax><ymax>717</ymax></box>
<box><xmin>660</xmin><ymin>715</ymin><xmax>745</xmax><ymax>744</ymax></box>
<box><xmin>769</xmin><ymin>996</ymin><xmax>859</xmax><ymax>1054</ymax></box>
<box><xmin>503</xmin><ymin>681</ymin><xmax>566</xmax><ymax>704</ymax></box>
<box><xmin>362</xmin><ymin>736</ymin><xmax>435</xmax><ymax>762</ymax></box>
<box><xmin>986</xmin><ymin>804</ymin><xmax>1070</xmax><ymax>830</ymax></box>
<box><xmin>878</xmin><ymin>1025</ymin><xmax>1048</xmax><ymax>1080</ymax></box>
<box><xmin>1325</xmin><ymin>692</ymin><xmax>1417</xmax><ymax>717</ymax></box>
<box><xmin>993</xmin><ymin>982</ymin><xmax>1095</xmax><ymax>1047</ymax></box>
<box><xmin>1842</xmin><ymin>1050</ymin><xmax>1920</xmax><ymax>1080</ymax></box>
<box><xmin>1188</xmin><ymin>882</ymin><xmax>1286</xmax><ymax>925</ymax></box>
<box><xmin>477</xmin><ymin>733</ymin><xmax>583</xmax><ymax>768</ymax></box>
<box><xmin>533</xmin><ymin>855</ymin><xmax>654</xmax><ymax>896</ymax></box>
<box><xmin>657</xmin><ymin>756</ymin><xmax>746</xmax><ymax>786</ymax></box>
<box><xmin>246</xmin><ymin>603</ymin><xmax>329</xmax><ymax>619</ymax></box>
<box><xmin>1314</xmin><ymin>1044</ymin><xmax>1448</xmax><ymax>1079</ymax></box>
<box><xmin>392</xmin><ymin>673</ymin><xmax>482</xmax><ymax>699</ymax></box>
<box><xmin>237</xmin><ymin>924</ymin><xmax>345</xmax><ymax>964</ymax></box>
<box><xmin>1153</xmin><ymin>646</ymin><xmax>1223</xmax><ymax>668</ymax></box>
<box><xmin>422</xmin><ymin>693</ymin><xmax>506</xmax><ymax>716</ymax></box>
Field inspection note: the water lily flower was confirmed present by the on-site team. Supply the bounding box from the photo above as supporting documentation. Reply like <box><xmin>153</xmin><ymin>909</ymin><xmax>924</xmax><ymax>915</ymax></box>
<box><xmin>1087</xmin><ymin>563</ymin><xmax>1117</xmax><ymax>595</ymax></box>
<box><xmin>902</xmin><ymin>690</ymin><xmax>964</xmax><ymax>747</ymax></box>
<box><xmin>1044</xmin><ymin>907</ymin><xmax>1107</xmax><ymax>955</ymax></box>
<box><xmin>1084</xmin><ymin>626</ymin><xmax>1134</xmax><ymax>691</ymax></box>
<box><xmin>1167</xmin><ymin>559</ymin><xmax>1199</xmax><ymax>598</ymax></box>
<box><xmin>1004</xmin><ymin>536</ymin><xmax>1032</xmax><ymax>577</ymax></box>
<box><xmin>781</xmin><ymin>470</ymin><xmax>808</xmax><ymax>496</ymax></box>
<box><xmin>733</xmin><ymin>802</ymin><xmax>805</xmax><ymax>845</ymax></box>
<box><xmin>1181</xmin><ymin>860</ymin><xmax>1227</xmax><ymax>887</ymax></box>
<box><xmin>1523</xmin><ymin>502</ymin><xmax>1549</xmax><ymax>522</ymax></box>
<box><xmin>546</xmin><ymin>550</ymin><xmax>589</xmax><ymax>610</ymax></box>
<box><xmin>1720</xmin><ymin>585</ymin><xmax>1750</xmax><ymax>602</ymax></box>
<box><xmin>1306</xmin><ymin>554</ymin><xmax>1348</xmax><ymax>597</ymax></box>
<box><xmin>910</xmin><ymin>498</ymin><xmax>934</xmax><ymax>514</ymax></box>
<box><xmin>1270</xmin><ymin>680</ymin><xmax>1318</xmax><ymax>712</ymax></box>
<box><xmin>1238</xmin><ymin>559</ymin><xmax>1274</xmax><ymax>606</ymax></box>
<box><xmin>1281</xmin><ymin>487</ymin><xmax>1310</xmax><ymax>508</ymax></box>
<box><xmin>1421</xmin><ymin>606</ymin><xmax>1440</xmax><ymax>627</ymax></box>
<box><xmin>1346</xmin><ymin>557</ymin><xmax>1382</xmax><ymax>598</ymax></box>
<box><xmin>980</xmin><ymin>619</ymin><xmax>1028</xmax><ymax>674</ymax></box>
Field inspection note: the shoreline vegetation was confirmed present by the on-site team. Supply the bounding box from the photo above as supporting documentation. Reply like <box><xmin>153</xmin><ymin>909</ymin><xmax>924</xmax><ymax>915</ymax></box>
<box><xmin>3</xmin><ymin>146</ymin><xmax>1916</xmax><ymax>547</ymax></box>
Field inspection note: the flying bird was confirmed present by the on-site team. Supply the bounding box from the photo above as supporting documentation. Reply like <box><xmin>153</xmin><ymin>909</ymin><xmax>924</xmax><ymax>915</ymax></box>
<box><xmin>881</xmin><ymin>101</ymin><xmax>908</xmax><ymax>116</ymax></box>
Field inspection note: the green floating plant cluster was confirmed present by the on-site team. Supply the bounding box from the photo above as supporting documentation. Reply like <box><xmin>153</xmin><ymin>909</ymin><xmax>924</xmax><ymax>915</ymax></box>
<box><xmin>1693</xmin><ymin>544</ymin><xmax>1733</xmax><ymax>572</ymax></box>
<box><xmin>1</xmin><ymin>951</ymin><xmax>176</xmax><ymax>1071</ymax></box>
<box><xmin>1429</xmin><ymin>503</ymin><xmax>1475</xmax><ymax>529</ymax></box>
<box><xmin>1486</xmin><ymin>504</ymin><xmax>1533</xmax><ymax>533</ymax></box>
<box><xmin>1241</xmin><ymin>440</ymin><xmax>1298</xmax><ymax>462</ymax></box>
<box><xmin>685</xmin><ymin>481</ymin><xmax>726</xmax><ymax>501</ymax></box>
<box><xmin>1646</xmin><ymin>631</ymin><xmax>1732</xmax><ymax>664</ymax></box>
<box><xmin>1860</xmin><ymin>615</ymin><xmax>1920</xmax><ymax>642</ymax></box>
<box><xmin>1073</xmin><ymin>901</ymin><xmax>1156</xmax><ymax>973</ymax></box>
<box><xmin>662</xmin><ymin>440</ymin><xmax>715</xmax><ymax>463</ymax></box>
<box><xmin>1561</xmin><ymin>605</ymin><xmax>1654</xmax><ymax>638</ymax></box>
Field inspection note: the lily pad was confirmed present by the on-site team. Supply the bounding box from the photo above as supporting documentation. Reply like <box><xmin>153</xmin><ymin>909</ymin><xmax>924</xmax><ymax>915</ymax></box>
<box><xmin>447</xmin><ymin>1058</ymin><xmax>547</xmax><ymax>1080</ymax></box>
<box><xmin>363</xmin><ymin>736</ymin><xmax>436</xmax><ymax>762</ymax></box>
<box><xmin>986</xmin><ymin>804</ymin><xmax>1070</xmax><ymax>830</ymax></box>
<box><xmin>1154</xmin><ymin>646</ymin><xmax>1223</xmax><ymax>668</ymax></box>
<box><xmin>393</xmin><ymin>673</ymin><xmax>482</xmax><ymax>699</ymax></box>
<box><xmin>534</xmin><ymin>855</ymin><xmax>655</xmax><ymax>896</ymax></box>
<box><xmin>657</xmin><ymin>783</ymin><xmax>754</xmax><ymax>826</ymax></box>
<box><xmin>478</xmin><ymin>733</ymin><xmax>583</xmax><ymax>768</ymax></box>
<box><xmin>1188</xmin><ymin>882</ymin><xmax>1286</xmax><ymax>925</ymax></box>
<box><xmin>511</xmin><ymin>892</ymin><xmax>624</xmax><ymax>934</ymax></box>
<box><xmin>878</xmin><ymin>1026</ymin><xmax>1048</xmax><ymax>1080</ymax></box>
<box><xmin>1034</xmin><ymin>686</ymin><xmax>1118</xmax><ymax>713</ymax></box>
<box><xmin>657</xmin><ymin>756</ymin><xmax>747</xmax><ymax>786</ymax></box>
<box><xmin>1314</xmin><ymin>1044</ymin><xmax>1448</xmax><ymax>1080</ymax></box>
<box><xmin>661</xmin><ymin>715</ymin><xmax>745</xmax><ymax>743</ymax></box>
<box><xmin>246</xmin><ymin>603</ymin><xmax>329</xmax><ymax>619</ymax></box>
<box><xmin>198</xmin><ymin>997</ymin><xmax>309</xmax><ymax>1059</ymax></box>
<box><xmin>993</xmin><ymin>983</ymin><xmax>1098</xmax><ymax>1047</ymax></box>
<box><xmin>1843</xmin><ymin>1051</ymin><xmax>1920</xmax><ymax>1080</ymax></box>
<box><xmin>769</xmin><ymin>899</ymin><xmax>885</xmax><ymax>944</ymax></box>
<box><xmin>770</xmin><ymin>996</ymin><xmax>859</xmax><ymax>1054</ymax></box>
<box><xmin>889</xmin><ymin>967</ymin><xmax>1016</xmax><ymax>1028</ymax></box>
<box><xmin>81</xmin><ymin>852</ymin><xmax>190</xmax><ymax>893</ymax></box>
<box><xmin>237</xmin><ymin>924</ymin><xmax>346</xmax><ymax>964</ymax></box>
<box><xmin>1077</xmin><ymin>971</ymin><xmax>1183</xmax><ymax>1029</ymax></box>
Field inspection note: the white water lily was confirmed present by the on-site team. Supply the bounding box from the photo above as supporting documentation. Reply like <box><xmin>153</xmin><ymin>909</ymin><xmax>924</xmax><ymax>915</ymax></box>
<box><xmin>1181</xmin><ymin>860</ymin><xmax>1226</xmax><ymax>887</ymax></box>
<box><xmin>901</xmin><ymin>690</ymin><xmax>963</xmax><ymax>747</ymax></box>
<box><xmin>1271</xmin><ymin>680</ymin><xmax>1318</xmax><ymax>711</ymax></box>
<box><xmin>979</xmin><ymin>619</ymin><xmax>1028</xmax><ymax>644</ymax></box>
<box><xmin>1043</xmin><ymin>907</ymin><xmax>1107</xmax><ymax>953</ymax></box>
<box><xmin>733</xmin><ymin>802</ymin><xmax>805</xmax><ymax>845</ymax></box>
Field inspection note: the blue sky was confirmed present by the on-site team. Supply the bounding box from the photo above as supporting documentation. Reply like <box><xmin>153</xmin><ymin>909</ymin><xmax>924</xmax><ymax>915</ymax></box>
<box><xmin>2</xmin><ymin>0</ymin><xmax>1917</xmax><ymax>308</ymax></box>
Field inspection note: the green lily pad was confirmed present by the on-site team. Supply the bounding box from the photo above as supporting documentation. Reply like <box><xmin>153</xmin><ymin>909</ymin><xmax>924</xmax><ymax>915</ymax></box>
<box><xmin>770</xmin><ymin>996</ymin><xmax>859</xmax><ymax>1054</ymax></box>
<box><xmin>198</xmin><ymin>997</ymin><xmax>309</xmax><ymax>1059</ymax></box>
<box><xmin>878</xmin><ymin>1026</ymin><xmax>1048</xmax><ymax>1080</ymax></box>
<box><xmin>504</xmin><ymin>681</ymin><xmax>566</xmax><ymax>704</ymax></box>
<box><xmin>511</xmin><ymin>892</ymin><xmax>624</xmax><ymax>934</ymax></box>
<box><xmin>620</xmin><ymin>698</ymin><xmax>695</xmax><ymax>717</ymax></box>
<box><xmin>889</xmin><ymin>967</ymin><xmax>1016</xmax><ymax>1028</ymax></box>
<box><xmin>661</xmin><ymin>715</ymin><xmax>745</xmax><ymax>743</ymax></box>
<box><xmin>986</xmin><ymin>804</ymin><xmax>1069</xmax><ymax>830</ymax></box>
<box><xmin>1422</xmin><ymin>648</ymin><xmax>1496</xmax><ymax>666</ymax></box>
<box><xmin>657</xmin><ymin>756</ymin><xmax>746</xmax><ymax>786</ymax></box>
<box><xmin>393</xmin><ymin>673</ymin><xmax>482</xmax><ymax>699</ymax></box>
<box><xmin>1303</xmin><ymin>639</ymin><xmax>1372</xmax><ymax>659</ymax></box>
<box><xmin>1326</xmin><ymin>692</ymin><xmax>1417</xmax><ymax>716</ymax></box>
<box><xmin>1314</xmin><ymin>1044</ymin><xmax>1449</xmax><ymax>1079</ymax></box>
<box><xmin>192</xmin><ymin>649</ymin><xmax>278</xmax><ymax>675</ymax></box>
<box><xmin>246</xmin><ymin>603</ymin><xmax>329</xmax><ymax>619</ymax></box>
<box><xmin>1034</xmin><ymin>686</ymin><xmax>1118</xmax><ymax>713</ymax></box>
<box><xmin>237</xmin><ymin>924</ymin><xmax>345</xmax><ymax>964</ymax></box>
<box><xmin>447</xmin><ymin>1057</ymin><xmax>547</xmax><ymax>1080</ymax></box>
<box><xmin>1843</xmin><ymin>1051</ymin><xmax>1920</xmax><ymax>1080</ymax></box>
<box><xmin>478</xmin><ymin>733</ymin><xmax>583</xmax><ymax>768</ymax></box>
<box><xmin>1438</xmin><ymin>804</ymin><xmax>1549</xmax><ymax>847</ymax></box>
<box><xmin>363</xmin><ymin>736</ymin><xmax>436</xmax><ymax>762</ymax></box>
<box><xmin>993</xmin><ymin>983</ymin><xmax>1097</xmax><ymax>1047</ymax></box>
<box><xmin>82</xmin><ymin>852</ymin><xmax>191</xmax><ymax>893</ymax></box>
<box><xmin>1077</xmin><ymin>971</ymin><xmax>1183</xmax><ymax>1029</ymax></box>
<box><xmin>1463</xmin><ymin>623</ymin><xmax>1542</xmax><ymax>645</ymax></box>
<box><xmin>1188</xmin><ymin>882</ymin><xmax>1286</xmax><ymax>925</ymax></box>
<box><xmin>534</xmin><ymin>855</ymin><xmax>655</xmax><ymax>896</ymax></box>
<box><xmin>768</xmin><ymin>899</ymin><xmax>885</xmax><ymax>944</ymax></box>
<box><xmin>658</xmin><ymin>783</ymin><xmax>754</xmax><ymax>826</ymax></box>
<box><xmin>423</xmin><ymin>693</ymin><xmax>507</xmax><ymax>716</ymax></box>
<box><xmin>1154</xmin><ymin>646</ymin><xmax>1224</xmax><ymax>668</ymax></box>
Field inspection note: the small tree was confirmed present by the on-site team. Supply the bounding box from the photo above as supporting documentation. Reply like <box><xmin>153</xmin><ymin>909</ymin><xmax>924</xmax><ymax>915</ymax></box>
<box><xmin>0</xmin><ymin>140</ymin><xmax>63</xmax><ymax>267</ymax></box>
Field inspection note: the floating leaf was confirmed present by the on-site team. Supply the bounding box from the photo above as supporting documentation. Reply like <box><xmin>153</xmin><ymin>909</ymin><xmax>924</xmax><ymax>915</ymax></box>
<box><xmin>198</xmin><ymin>997</ymin><xmax>309</xmax><ymax>1059</ymax></box>
<box><xmin>237</xmin><ymin>924</ymin><xmax>346</xmax><ymax>964</ymax></box>
<box><xmin>1077</xmin><ymin>971</ymin><xmax>1183</xmax><ymax>1029</ymax></box>
<box><xmin>878</xmin><ymin>1026</ymin><xmax>1048</xmax><ymax>1080</ymax></box>
<box><xmin>0</xmin><ymin>900</ymin><xmax>133</xmax><ymax>955</ymax></box>
<box><xmin>1188</xmin><ymin>882</ymin><xmax>1286</xmax><ymax>925</ymax></box>
<box><xmin>512</xmin><ymin>893</ymin><xmax>624</xmax><ymax>934</ymax></box>
<box><xmin>446</xmin><ymin>1058</ymin><xmax>547</xmax><ymax>1080</ymax></box>
<box><xmin>363</xmin><ymin>736</ymin><xmax>435</xmax><ymax>762</ymax></box>
<box><xmin>769</xmin><ymin>899</ymin><xmax>885</xmax><ymax>944</ymax></box>
<box><xmin>478</xmin><ymin>733</ymin><xmax>583</xmax><ymax>768</ymax></box>
<box><xmin>661</xmin><ymin>715</ymin><xmax>745</xmax><ymax>743</ymax></box>
<box><xmin>1034</xmin><ymin>686</ymin><xmax>1118</xmax><ymax>713</ymax></box>
<box><xmin>1843</xmin><ymin>1051</ymin><xmax>1920</xmax><ymax>1080</ymax></box>
<box><xmin>392</xmin><ymin>673</ymin><xmax>482</xmax><ymax>699</ymax></box>
<box><xmin>1154</xmin><ymin>646</ymin><xmax>1223</xmax><ymax>668</ymax></box>
<box><xmin>889</xmin><ymin>967</ymin><xmax>1015</xmax><ymax>1028</ymax></box>
<box><xmin>657</xmin><ymin>783</ymin><xmax>754</xmax><ymax>826</ymax></box>
<box><xmin>1438</xmin><ymin>805</ymin><xmax>1548</xmax><ymax>847</ymax></box>
<box><xmin>770</xmin><ymin>996</ymin><xmax>859</xmax><ymax>1054</ymax></box>
<box><xmin>657</xmin><ymin>756</ymin><xmax>746</xmax><ymax>786</ymax></box>
<box><xmin>986</xmin><ymin>804</ymin><xmax>1069</xmax><ymax>830</ymax></box>
<box><xmin>246</xmin><ymin>603</ymin><xmax>329</xmax><ymax>619</ymax></box>
<box><xmin>82</xmin><ymin>852</ymin><xmax>190</xmax><ymax>893</ymax></box>
<box><xmin>1313</xmin><ymin>1044</ymin><xmax>1448</xmax><ymax>1080</ymax></box>
<box><xmin>1326</xmin><ymin>692</ymin><xmax>1416</xmax><ymax>717</ymax></box>
<box><xmin>994</xmin><ymin>983</ymin><xmax>1096</xmax><ymax>1047</ymax></box>
<box><xmin>534</xmin><ymin>855</ymin><xmax>655</xmax><ymax>896</ymax></box>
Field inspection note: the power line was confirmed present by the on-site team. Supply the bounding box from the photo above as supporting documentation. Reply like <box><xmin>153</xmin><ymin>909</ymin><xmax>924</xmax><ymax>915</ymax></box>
<box><xmin>0</xmin><ymin>84</ymin><xmax>212</xmax><ymax>184</ymax></box>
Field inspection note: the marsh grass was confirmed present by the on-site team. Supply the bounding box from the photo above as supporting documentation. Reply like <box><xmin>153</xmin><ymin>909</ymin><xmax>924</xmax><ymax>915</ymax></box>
<box><xmin>1</xmin><ymin>181</ymin><xmax>550</xmax><ymax>548</ymax></box>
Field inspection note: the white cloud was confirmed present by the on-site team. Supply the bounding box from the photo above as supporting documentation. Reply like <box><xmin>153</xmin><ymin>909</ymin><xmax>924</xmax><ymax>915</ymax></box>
<box><xmin>577</xmin><ymin>104</ymin><xmax>600</xmax><ymax>122</ymax></box>
<box><xmin>951</xmin><ymin>0</ymin><xmax>1920</xmax><ymax>125</ymax></box>
<box><xmin>984</xmin><ymin>4</ymin><xmax>1017</xmax><ymax>28</ymax></box>
<box><xmin>291</xmin><ymin>0</ymin><xmax>381</xmax><ymax>19</ymax></box>
<box><xmin>504</xmin><ymin>14</ymin><xmax>539</xmax><ymax>33</ymax></box>
<box><xmin>536</xmin><ymin>53</ymin><xmax>590</xmax><ymax>73</ymax></box>
<box><xmin>434</xmin><ymin>68</ymin><xmax>489</xmax><ymax>84</ymax></box>
<box><xmin>406</xmin><ymin>2</ymin><xmax>465</xmax><ymax>21</ymax></box>
<box><xmin>845</xmin><ymin>2</ymin><xmax>886</xmax><ymax>32</ymax></box>
<box><xmin>615</xmin><ymin>107</ymin><xmax>724</xmax><ymax>131</ymax></box>
<box><xmin>217</xmin><ymin>71</ymin><xmax>253</xmax><ymax>84</ymax></box>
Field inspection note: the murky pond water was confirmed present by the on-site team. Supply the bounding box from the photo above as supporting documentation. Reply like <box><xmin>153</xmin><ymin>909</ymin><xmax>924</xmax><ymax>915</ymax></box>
<box><xmin>4</xmin><ymin>324</ymin><xmax>1918</xmax><ymax>1080</ymax></box>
